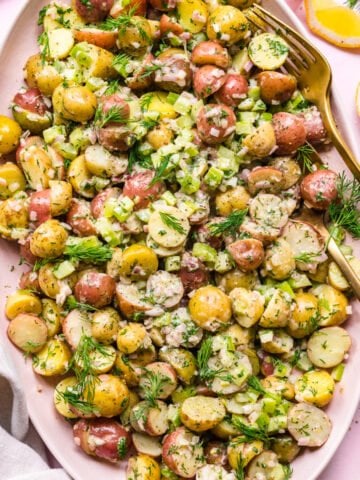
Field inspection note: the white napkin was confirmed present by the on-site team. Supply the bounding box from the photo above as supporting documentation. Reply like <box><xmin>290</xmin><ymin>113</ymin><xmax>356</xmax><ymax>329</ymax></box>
<box><xmin>0</xmin><ymin>341</ymin><xmax>71</xmax><ymax>480</ymax></box>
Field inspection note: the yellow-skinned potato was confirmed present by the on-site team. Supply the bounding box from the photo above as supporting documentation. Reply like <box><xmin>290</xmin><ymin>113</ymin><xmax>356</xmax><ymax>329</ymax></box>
<box><xmin>88</xmin><ymin>374</ymin><xmax>129</xmax><ymax>417</ymax></box>
<box><xmin>207</xmin><ymin>6</ymin><xmax>249</xmax><ymax>45</ymax></box>
<box><xmin>261</xmin><ymin>375</ymin><xmax>295</xmax><ymax>400</ymax></box>
<box><xmin>216</xmin><ymin>268</ymin><xmax>258</xmax><ymax>293</ymax></box>
<box><xmin>228</xmin><ymin>438</ymin><xmax>264</xmax><ymax>468</ymax></box>
<box><xmin>5</xmin><ymin>290</ymin><xmax>42</xmax><ymax>320</ymax></box>
<box><xmin>159</xmin><ymin>347</ymin><xmax>197</xmax><ymax>384</ymax></box>
<box><xmin>117</xmin><ymin>244</ymin><xmax>158</xmax><ymax>281</ymax></box>
<box><xmin>243</xmin><ymin>123</ymin><xmax>277</xmax><ymax>158</ymax></box>
<box><xmin>49</xmin><ymin>180</ymin><xmax>73</xmax><ymax>216</ymax></box>
<box><xmin>223</xmin><ymin>323</ymin><xmax>255</xmax><ymax>346</ymax></box>
<box><xmin>260</xmin><ymin>329</ymin><xmax>294</xmax><ymax>355</ymax></box>
<box><xmin>30</xmin><ymin>219</ymin><xmax>68</xmax><ymax>258</ymax></box>
<box><xmin>140</xmin><ymin>92</ymin><xmax>178</xmax><ymax>120</ymax></box>
<box><xmin>54</xmin><ymin>377</ymin><xmax>78</xmax><ymax>419</ymax></box>
<box><xmin>229</xmin><ymin>287</ymin><xmax>264</xmax><ymax>328</ymax></box>
<box><xmin>0</xmin><ymin>194</ymin><xmax>29</xmax><ymax>238</ymax></box>
<box><xmin>260</xmin><ymin>289</ymin><xmax>292</xmax><ymax>328</ymax></box>
<box><xmin>68</xmin><ymin>155</ymin><xmax>96</xmax><ymax>198</ymax></box>
<box><xmin>52</xmin><ymin>85</ymin><xmax>97</xmax><ymax>123</ymax></box>
<box><xmin>92</xmin><ymin>307</ymin><xmax>120</xmax><ymax>344</ymax></box>
<box><xmin>117</xmin><ymin>323</ymin><xmax>148</xmax><ymax>354</ymax></box>
<box><xmin>215</xmin><ymin>186</ymin><xmax>250</xmax><ymax>216</ymax></box>
<box><xmin>177</xmin><ymin>0</ymin><xmax>208</xmax><ymax>33</ymax></box>
<box><xmin>310</xmin><ymin>284</ymin><xmax>348</xmax><ymax>326</ymax></box>
<box><xmin>18</xmin><ymin>140</ymin><xmax>54</xmax><ymax>190</ymax></box>
<box><xmin>308</xmin><ymin>259</ymin><xmax>330</xmax><ymax>283</ymax></box>
<box><xmin>117</xmin><ymin>16</ymin><xmax>152</xmax><ymax>56</ymax></box>
<box><xmin>131</xmin><ymin>345</ymin><xmax>157</xmax><ymax>367</ymax></box>
<box><xmin>115</xmin><ymin>352</ymin><xmax>140</xmax><ymax>387</ymax></box>
<box><xmin>121</xmin><ymin>390</ymin><xmax>140</xmax><ymax>425</ymax></box>
<box><xmin>32</xmin><ymin>338</ymin><xmax>72</xmax><ymax>376</ymax></box>
<box><xmin>75</xmin><ymin>345</ymin><xmax>116</xmax><ymax>374</ymax></box>
<box><xmin>211</xmin><ymin>418</ymin><xmax>240</xmax><ymax>439</ymax></box>
<box><xmin>41</xmin><ymin>298</ymin><xmax>62</xmax><ymax>337</ymax></box>
<box><xmin>127</xmin><ymin>454</ymin><xmax>161</xmax><ymax>480</ymax></box>
<box><xmin>271</xmin><ymin>435</ymin><xmax>301</xmax><ymax>463</ymax></box>
<box><xmin>38</xmin><ymin>263</ymin><xmax>64</xmax><ymax>298</ymax></box>
<box><xmin>24</xmin><ymin>54</ymin><xmax>63</xmax><ymax>95</ymax></box>
<box><xmin>264</xmin><ymin>239</ymin><xmax>295</xmax><ymax>280</ymax></box>
<box><xmin>0</xmin><ymin>163</ymin><xmax>26</xmax><ymax>199</ymax></box>
<box><xmin>189</xmin><ymin>285</ymin><xmax>232</xmax><ymax>331</ymax></box>
<box><xmin>180</xmin><ymin>396</ymin><xmax>226</xmax><ymax>432</ymax></box>
<box><xmin>287</xmin><ymin>292</ymin><xmax>318</xmax><ymax>338</ymax></box>
<box><xmin>146</xmin><ymin>123</ymin><xmax>173</xmax><ymax>150</ymax></box>
<box><xmin>0</xmin><ymin>115</ymin><xmax>22</xmax><ymax>154</ymax></box>
<box><xmin>72</xmin><ymin>42</ymin><xmax>117</xmax><ymax>79</ymax></box>
<box><xmin>7</xmin><ymin>313</ymin><xmax>47</xmax><ymax>353</ymax></box>
<box><xmin>294</xmin><ymin>370</ymin><xmax>335</xmax><ymax>407</ymax></box>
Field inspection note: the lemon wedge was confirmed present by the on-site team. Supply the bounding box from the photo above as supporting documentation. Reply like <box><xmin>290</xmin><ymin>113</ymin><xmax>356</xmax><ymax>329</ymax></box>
<box><xmin>305</xmin><ymin>0</ymin><xmax>360</xmax><ymax>48</ymax></box>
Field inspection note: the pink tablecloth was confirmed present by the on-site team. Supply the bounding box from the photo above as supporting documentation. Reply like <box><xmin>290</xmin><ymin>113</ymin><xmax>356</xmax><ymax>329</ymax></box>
<box><xmin>0</xmin><ymin>0</ymin><xmax>360</xmax><ymax>479</ymax></box>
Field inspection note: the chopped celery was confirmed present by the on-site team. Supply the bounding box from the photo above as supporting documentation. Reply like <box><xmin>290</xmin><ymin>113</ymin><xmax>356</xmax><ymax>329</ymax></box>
<box><xmin>278</xmin><ymin>281</ymin><xmax>295</xmax><ymax>299</ymax></box>
<box><xmin>174</xmin><ymin>92</ymin><xmax>196</xmax><ymax>114</ymax></box>
<box><xmin>288</xmin><ymin>271</ymin><xmax>312</xmax><ymax>289</ymax></box>
<box><xmin>66</xmin><ymin>235</ymin><xmax>101</xmax><ymax>249</ymax></box>
<box><xmin>252</xmin><ymin>99</ymin><xmax>267</xmax><ymax>112</ymax></box>
<box><xmin>70</xmin><ymin>42</ymin><xmax>93</xmax><ymax>67</ymax></box>
<box><xmin>231</xmin><ymin>48</ymin><xmax>250</xmax><ymax>74</ymax></box>
<box><xmin>192</xmin><ymin>242</ymin><xmax>217</xmax><ymax>264</ymax></box>
<box><xmin>340</xmin><ymin>244</ymin><xmax>353</xmax><ymax>256</ymax></box>
<box><xmin>95</xmin><ymin>218</ymin><xmax>123</xmax><ymax>246</ymax></box>
<box><xmin>237</xmin><ymin>98</ymin><xmax>255</xmax><ymax>111</ymax></box>
<box><xmin>161</xmin><ymin>191</ymin><xmax>177</xmax><ymax>206</ymax></box>
<box><xmin>273</xmin><ymin>360</ymin><xmax>291</xmax><ymax>378</ymax></box>
<box><xmin>86</xmin><ymin>76</ymin><xmax>106</xmax><ymax>91</ymax></box>
<box><xmin>331</xmin><ymin>363</ymin><xmax>345</xmax><ymax>382</ymax></box>
<box><xmin>69</xmin><ymin>127</ymin><xmax>93</xmax><ymax>150</ymax></box>
<box><xmin>167</xmin><ymin>92</ymin><xmax>179</xmax><ymax>105</ymax></box>
<box><xmin>296</xmin><ymin>351</ymin><xmax>313</xmax><ymax>372</ymax></box>
<box><xmin>262</xmin><ymin>397</ymin><xmax>277</xmax><ymax>415</ymax></box>
<box><xmin>214</xmin><ymin>251</ymin><xmax>233</xmax><ymax>273</ymax></box>
<box><xmin>256</xmin><ymin>412</ymin><xmax>270</xmax><ymax>430</ymax></box>
<box><xmin>191</xmin><ymin>99</ymin><xmax>204</xmax><ymax>120</ymax></box>
<box><xmin>268</xmin><ymin>415</ymin><xmax>287</xmax><ymax>433</ymax></box>
<box><xmin>236</xmin><ymin>121</ymin><xmax>255</xmax><ymax>136</ymax></box>
<box><xmin>176</xmin><ymin>114</ymin><xmax>194</xmax><ymax>130</ymax></box>
<box><xmin>171</xmin><ymin>386</ymin><xmax>197</xmax><ymax>404</ymax></box>
<box><xmin>217</xmin><ymin>155</ymin><xmax>239</xmax><ymax>178</ymax></box>
<box><xmin>52</xmin><ymin>141</ymin><xmax>78</xmax><ymax>160</ymax></box>
<box><xmin>238</xmin><ymin>112</ymin><xmax>258</xmax><ymax>123</ymax></box>
<box><xmin>204</xmin><ymin>166</ymin><xmax>224</xmax><ymax>189</ymax></box>
<box><xmin>260</xmin><ymin>112</ymin><xmax>273</xmax><ymax>122</ymax></box>
<box><xmin>248</xmin><ymin>86</ymin><xmax>260</xmax><ymax>100</ymax></box>
<box><xmin>135</xmin><ymin>209</ymin><xmax>150</xmax><ymax>223</ymax></box>
<box><xmin>53</xmin><ymin>260</ymin><xmax>76</xmax><ymax>280</ymax></box>
<box><xmin>165</xmin><ymin>255</ymin><xmax>181</xmax><ymax>272</ymax></box>
<box><xmin>177</xmin><ymin>171</ymin><xmax>201</xmax><ymax>194</ymax></box>
<box><xmin>43</xmin><ymin>125</ymin><xmax>66</xmax><ymax>144</ymax></box>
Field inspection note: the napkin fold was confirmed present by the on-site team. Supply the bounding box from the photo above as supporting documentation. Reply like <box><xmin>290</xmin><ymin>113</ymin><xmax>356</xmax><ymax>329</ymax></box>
<box><xmin>0</xmin><ymin>343</ymin><xmax>71</xmax><ymax>480</ymax></box>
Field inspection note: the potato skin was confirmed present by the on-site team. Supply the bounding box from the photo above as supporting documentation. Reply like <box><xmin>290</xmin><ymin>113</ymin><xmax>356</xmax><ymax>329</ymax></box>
<box><xmin>30</xmin><ymin>219</ymin><xmax>68</xmax><ymax>258</ymax></box>
<box><xmin>214</xmin><ymin>74</ymin><xmax>248</xmax><ymax>107</ymax></box>
<box><xmin>207</xmin><ymin>6</ymin><xmax>249</xmax><ymax>46</ymax></box>
<box><xmin>227</xmin><ymin>239</ymin><xmax>265</xmax><ymax>272</ymax></box>
<box><xmin>73</xmin><ymin>418</ymin><xmax>131</xmax><ymax>462</ymax></box>
<box><xmin>191</xmin><ymin>41</ymin><xmax>230</xmax><ymax>69</ymax></box>
<box><xmin>66</xmin><ymin>199</ymin><xmax>97</xmax><ymax>237</ymax></box>
<box><xmin>257</xmin><ymin>71</ymin><xmax>297</xmax><ymax>105</ymax></box>
<box><xmin>189</xmin><ymin>285</ymin><xmax>232</xmax><ymax>331</ymax></box>
<box><xmin>0</xmin><ymin>115</ymin><xmax>22</xmax><ymax>154</ymax></box>
<box><xmin>7</xmin><ymin>313</ymin><xmax>47</xmax><ymax>353</ymax></box>
<box><xmin>243</xmin><ymin>123</ymin><xmax>276</xmax><ymax>158</ymax></box>
<box><xmin>272</xmin><ymin>112</ymin><xmax>307</xmax><ymax>155</ymax></box>
<box><xmin>89</xmin><ymin>374</ymin><xmax>129</xmax><ymax>417</ymax></box>
<box><xmin>5</xmin><ymin>290</ymin><xmax>42</xmax><ymax>319</ymax></box>
<box><xmin>193</xmin><ymin>65</ymin><xmax>226</xmax><ymax>99</ymax></box>
<box><xmin>74</xmin><ymin>271</ymin><xmax>116</xmax><ymax>308</ymax></box>
<box><xmin>74</xmin><ymin>0</ymin><xmax>114</xmax><ymax>23</ymax></box>
<box><xmin>53</xmin><ymin>85</ymin><xmax>97</xmax><ymax>123</ymax></box>
<box><xmin>215</xmin><ymin>186</ymin><xmax>250</xmax><ymax>216</ymax></box>
<box><xmin>300</xmin><ymin>169</ymin><xmax>338</xmax><ymax>210</ymax></box>
<box><xmin>180</xmin><ymin>396</ymin><xmax>226</xmax><ymax>432</ymax></box>
<box><xmin>127</xmin><ymin>454</ymin><xmax>161</xmax><ymax>480</ymax></box>
<box><xmin>196</xmin><ymin>104</ymin><xmax>236</xmax><ymax>145</ymax></box>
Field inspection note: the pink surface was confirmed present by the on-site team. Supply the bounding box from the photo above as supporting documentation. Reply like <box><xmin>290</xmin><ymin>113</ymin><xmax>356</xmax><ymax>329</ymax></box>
<box><xmin>0</xmin><ymin>1</ymin><xmax>359</xmax><ymax>479</ymax></box>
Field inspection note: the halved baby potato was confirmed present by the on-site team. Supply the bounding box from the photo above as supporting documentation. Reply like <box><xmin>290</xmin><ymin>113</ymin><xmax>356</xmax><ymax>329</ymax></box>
<box><xmin>180</xmin><ymin>396</ymin><xmax>226</xmax><ymax>432</ymax></box>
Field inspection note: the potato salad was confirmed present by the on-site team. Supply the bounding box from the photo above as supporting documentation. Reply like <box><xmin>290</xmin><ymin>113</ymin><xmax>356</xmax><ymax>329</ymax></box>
<box><xmin>1</xmin><ymin>0</ymin><xmax>360</xmax><ymax>479</ymax></box>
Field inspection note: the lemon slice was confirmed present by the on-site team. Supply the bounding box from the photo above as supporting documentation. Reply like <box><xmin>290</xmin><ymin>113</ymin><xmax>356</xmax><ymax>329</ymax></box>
<box><xmin>305</xmin><ymin>0</ymin><xmax>360</xmax><ymax>48</ymax></box>
<box><xmin>356</xmin><ymin>82</ymin><xmax>360</xmax><ymax>116</ymax></box>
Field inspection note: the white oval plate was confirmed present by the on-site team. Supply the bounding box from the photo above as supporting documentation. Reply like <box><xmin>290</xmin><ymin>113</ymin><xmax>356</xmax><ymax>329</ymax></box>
<box><xmin>0</xmin><ymin>1</ymin><xmax>359</xmax><ymax>480</ymax></box>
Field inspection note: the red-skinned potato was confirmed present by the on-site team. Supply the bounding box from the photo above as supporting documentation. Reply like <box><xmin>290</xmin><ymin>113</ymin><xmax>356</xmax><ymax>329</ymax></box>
<box><xmin>154</xmin><ymin>49</ymin><xmax>192</xmax><ymax>93</ymax></box>
<box><xmin>97</xmin><ymin>125</ymin><xmax>136</xmax><ymax>152</ymax></box>
<box><xmin>110</xmin><ymin>0</ymin><xmax>147</xmax><ymax>17</ymax></box>
<box><xmin>179</xmin><ymin>260</ymin><xmax>209</xmax><ymax>293</ymax></box>
<box><xmin>149</xmin><ymin>0</ymin><xmax>176</xmax><ymax>11</ymax></box>
<box><xmin>74</xmin><ymin>271</ymin><xmax>116</xmax><ymax>308</ymax></box>
<box><xmin>247</xmin><ymin>166</ymin><xmax>285</xmax><ymax>195</ymax></box>
<box><xmin>29</xmin><ymin>190</ymin><xmax>51</xmax><ymax>226</ymax></box>
<box><xmin>298</xmin><ymin>106</ymin><xmax>327</xmax><ymax>144</ymax></box>
<box><xmin>13</xmin><ymin>88</ymin><xmax>52</xmax><ymax>135</ymax></box>
<box><xmin>13</xmin><ymin>88</ymin><xmax>48</xmax><ymax>115</ymax></box>
<box><xmin>131</xmin><ymin>400</ymin><xmax>169</xmax><ymax>436</ymax></box>
<box><xmin>139</xmin><ymin>362</ymin><xmax>178</xmax><ymax>399</ymax></box>
<box><xmin>214</xmin><ymin>74</ymin><xmax>248</xmax><ymax>107</ymax></box>
<box><xmin>300</xmin><ymin>169</ymin><xmax>338</xmax><ymax>210</ymax></box>
<box><xmin>66</xmin><ymin>199</ymin><xmax>97</xmax><ymax>237</ymax></box>
<box><xmin>91</xmin><ymin>187</ymin><xmax>120</xmax><ymax>218</ymax></box>
<box><xmin>162</xmin><ymin>427</ymin><xmax>205</xmax><ymax>477</ymax></box>
<box><xmin>123</xmin><ymin>170</ymin><xmax>164</xmax><ymax>209</ymax></box>
<box><xmin>126</xmin><ymin>53</ymin><xmax>155</xmax><ymax>91</ymax></box>
<box><xmin>73</xmin><ymin>418</ymin><xmax>131</xmax><ymax>462</ymax></box>
<box><xmin>19</xmin><ymin>270</ymin><xmax>40</xmax><ymax>292</ymax></box>
<box><xmin>98</xmin><ymin>94</ymin><xmax>130</xmax><ymax>127</ymax></box>
<box><xmin>73</xmin><ymin>28</ymin><xmax>118</xmax><ymax>49</ymax></box>
<box><xmin>20</xmin><ymin>236</ymin><xmax>38</xmax><ymax>265</ymax></box>
<box><xmin>160</xmin><ymin>14</ymin><xmax>184</xmax><ymax>36</ymax></box>
<box><xmin>195</xmin><ymin>222</ymin><xmax>223</xmax><ymax>249</ymax></box>
<box><xmin>257</xmin><ymin>71</ymin><xmax>297</xmax><ymax>105</ymax></box>
<box><xmin>191</xmin><ymin>41</ymin><xmax>230</xmax><ymax>69</ymax></box>
<box><xmin>74</xmin><ymin>0</ymin><xmax>114</xmax><ymax>23</ymax></box>
<box><xmin>196</xmin><ymin>104</ymin><xmax>236</xmax><ymax>145</ymax></box>
<box><xmin>272</xmin><ymin>112</ymin><xmax>307</xmax><ymax>155</ymax></box>
<box><xmin>227</xmin><ymin>239</ymin><xmax>265</xmax><ymax>272</ymax></box>
<box><xmin>193</xmin><ymin>65</ymin><xmax>226</xmax><ymax>99</ymax></box>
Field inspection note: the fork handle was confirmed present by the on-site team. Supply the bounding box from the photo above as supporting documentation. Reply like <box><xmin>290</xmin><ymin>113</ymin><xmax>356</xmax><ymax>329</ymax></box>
<box><xmin>321</xmin><ymin>95</ymin><xmax>360</xmax><ymax>180</ymax></box>
<box><xmin>327</xmin><ymin>237</ymin><xmax>360</xmax><ymax>299</ymax></box>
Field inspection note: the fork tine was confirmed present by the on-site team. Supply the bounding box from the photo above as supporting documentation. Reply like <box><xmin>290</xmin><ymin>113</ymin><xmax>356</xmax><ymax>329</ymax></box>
<box><xmin>250</xmin><ymin>4</ymin><xmax>317</xmax><ymax>64</ymax></box>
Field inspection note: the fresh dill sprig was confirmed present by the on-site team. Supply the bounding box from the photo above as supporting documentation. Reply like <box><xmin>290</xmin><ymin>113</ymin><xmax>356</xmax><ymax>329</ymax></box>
<box><xmin>140</xmin><ymin>93</ymin><xmax>154</xmax><ymax>111</ymax></box>
<box><xmin>234</xmin><ymin>455</ymin><xmax>245</xmax><ymax>480</ymax></box>
<box><xmin>112</xmin><ymin>53</ymin><xmax>131</xmax><ymax>77</ymax></box>
<box><xmin>209</xmin><ymin>209</ymin><xmax>248</xmax><ymax>236</ymax></box>
<box><xmin>196</xmin><ymin>337</ymin><xmax>225</xmax><ymax>382</ymax></box>
<box><xmin>100</xmin><ymin>7</ymin><xmax>149</xmax><ymax>41</ymax></box>
<box><xmin>289</xmin><ymin>348</ymin><xmax>301</xmax><ymax>367</ymax></box>
<box><xmin>150</xmin><ymin>155</ymin><xmax>171</xmax><ymax>185</ymax></box>
<box><xmin>33</xmin><ymin>258</ymin><xmax>53</xmax><ymax>271</ymax></box>
<box><xmin>139</xmin><ymin>64</ymin><xmax>162</xmax><ymax>79</ymax></box>
<box><xmin>141</xmin><ymin>370</ymin><xmax>169</xmax><ymax>407</ymax></box>
<box><xmin>65</xmin><ymin>295</ymin><xmax>99</xmax><ymax>312</ymax></box>
<box><xmin>231</xmin><ymin>417</ymin><xmax>271</xmax><ymax>443</ymax></box>
<box><xmin>296</xmin><ymin>144</ymin><xmax>316</xmax><ymax>173</ymax></box>
<box><xmin>283</xmin><ymin>464</ymin><xmax>293</xmax><ymax>480</ymax></box>
<box><xmin>94</xmin><ymin>105</ymin><xmax>128</xmax><ymax>128</ymax></box>
<box><xmin>58</xmin><ymin>389</ymin><xmax>96</xmax><ymax>414</ymax></box>
<box><xmin>104</xmin><ymin>79</ymin><xmax>120</xmax><ymax>95</ymax></box>
<box><xmin>348</xmin><ymin>0</ymin><xmax>358</xmax><ymax>7</ymax></box>
<box><xmin>141</xmin><ymin>118</ymin><xmax>159</xmax><ymax>130</ymax></box>
<box><xmin>247</xmin><ymin>375</ymin><xmax>267</xmax><ymax>395</ymax></box>
<box><xmin>159</xmin><ymin>212</ymin><xmax>186</xmax><ymax>234</ymax></box>
<box><xmin>37</xmin><ymin>5</ymin><xmax>49</xmax><ymax>25</ymax></box>
<box><xmin>38</xmin><ymin>31</ymin><xmax>50</xmax><ymax>64</ymax></box>
<box><xmin>64</xmin><ymin>242</ymin><xmax>113</xmax><ymax>264</ymax></box>
<box><xmin>117</xmin><ymin>437</ymin><xmax>128</xmax><ymax>460</ymax></box>
<box><xmin>294</xmin><ymin>252</ymin><xmax>320</xmax><ymax>263</ymax></box>
<box><xmin>328</xmin><ymin>172</ymin><xmax>360</xmax><ymax>239</ymax></box>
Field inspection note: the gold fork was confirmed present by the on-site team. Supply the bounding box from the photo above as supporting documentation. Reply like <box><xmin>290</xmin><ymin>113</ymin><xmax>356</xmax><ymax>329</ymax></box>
<box><xmin>244</xmin><ymin>3</ymin><xmax>360</xmax><ymax>180</ymax></box>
